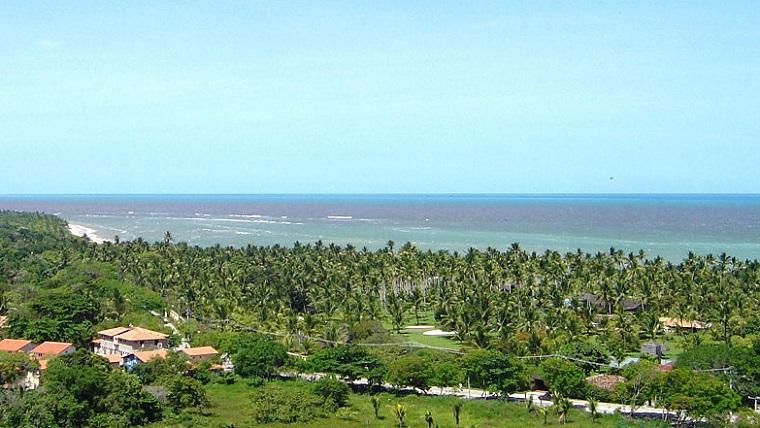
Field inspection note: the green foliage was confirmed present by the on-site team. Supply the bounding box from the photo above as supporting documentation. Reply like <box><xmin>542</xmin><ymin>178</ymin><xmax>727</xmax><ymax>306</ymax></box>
<box><xmin>132</xmin><ymin>351</ymin><xmax>190</xmax><ymax>385</ymax></box>
<box><xmin>538</xmin><ymin>358</ymin><xmax>587</xmax><ymax>399</ymax></box>
<box><xmin>166</xmin><ymin>376</ymin><xmax>209</xmax><ymax>413</ymax></box>
<box><xmin>557</xmin><ymin>339</ymin><xmax>609</xmax><ymax>374</ymax></box>
<box><xmin>661</xmin><ymin>368</ymin><xmax>740</xmax><ymax>421</ymax></box>
<box><xmin>303</xmin><ymin>345</ymin><xmax>386</xmax><ymax>383</ymax></box>
<box><xmin>0</xmin><ymin>351</ymin><xmax>38</xmax><ymax>386</ymax></box>
<box><xmin>615</xmin><ymin>360</ymin><xmax>664</xmax><ymax>411</ymax></box>
<box><xmin>393</xmin><ymin>403</ymin><xmax>407</xmax><ymax>428</ymax></box>
<box><xmin>189</xmin><ymin>330</ymin><xmax>239</xmax><ymax>353</ymax></box>
<box><xmin>6</xmin><ymin>288</ymin><xmax>101</xmax><ymax>345</ymax></box>
<box><xmin>370</xmin><ymin>395</ymin><xmax>381</xmax><ymax>419</ymax></box>
<box><xmin>462</xmin><ymin>349</ymin><xmax>524</xmax><ymax>394</ymax></box>
<box><xmin>250</xmin><ymin>383</ymin><xmax>330</xmax><ymax>424</ymax></box>
<box><xmin>385</xmin><ymin>352</ymin><xmax>434</xmax><ymax>391</ymax></box>
<box><xmin>312</xmin><ymin>375</ymin><xmax>351</xmax><ymax>407</ymax></box>
<box><xmin>677</xmin><ymin>342</ymin><xmax>760</xmax><ymax>399</ymax></box>
<box><xmin>41</xmin><ymin>350</ymin><xmax>162</xmax><ymax>427</ymax></box>
<box><xmin>452</xmin><ymin>402</ymin><xmax>463</xmax><ymax>426</ymax></box>
<box><xmin>230</xmin><ymin>333</ymin><xmax>287</xmax><ymax>378</ymax></box>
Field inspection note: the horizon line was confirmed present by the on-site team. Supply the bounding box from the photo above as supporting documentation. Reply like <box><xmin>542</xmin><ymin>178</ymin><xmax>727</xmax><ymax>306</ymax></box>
<box><xmin>3</xmin><ymin>192</ymin><xmax>760</xmax><ymax>198</ymax></box>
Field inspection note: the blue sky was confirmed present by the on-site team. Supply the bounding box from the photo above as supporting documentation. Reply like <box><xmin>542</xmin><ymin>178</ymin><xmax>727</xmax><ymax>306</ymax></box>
<box><xmin>1</xmin><ymin>1</ymin><xmax>759</xmax><ymax>194</ymax></box>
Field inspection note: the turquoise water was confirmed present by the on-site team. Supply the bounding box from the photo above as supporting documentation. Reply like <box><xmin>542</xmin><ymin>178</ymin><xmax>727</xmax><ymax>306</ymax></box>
<box><xmin>2</xmin><ymin>194</ymin><xmax>760</xmax><ymax>261</ymax></box>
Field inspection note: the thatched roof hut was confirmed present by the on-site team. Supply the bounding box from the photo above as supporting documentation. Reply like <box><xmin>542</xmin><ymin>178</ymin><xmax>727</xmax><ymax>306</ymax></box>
<box><xmin>585</xmin><ymin>374</ymin><xmax>626</xmax><ymax>392</ymax></box>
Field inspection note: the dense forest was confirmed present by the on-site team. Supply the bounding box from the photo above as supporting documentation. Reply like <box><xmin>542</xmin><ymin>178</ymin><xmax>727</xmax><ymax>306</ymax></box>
<box><xmin>1</xmin><ymin>210</ymin><xmax>760</xmax><ymax>427</ymax></box>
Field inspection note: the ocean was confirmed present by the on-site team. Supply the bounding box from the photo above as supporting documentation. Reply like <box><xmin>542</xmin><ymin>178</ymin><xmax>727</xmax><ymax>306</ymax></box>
<box><xmin>2</xmin><ymin>194</ymin><xmax>760</xmax><ymax>261</ymax></box>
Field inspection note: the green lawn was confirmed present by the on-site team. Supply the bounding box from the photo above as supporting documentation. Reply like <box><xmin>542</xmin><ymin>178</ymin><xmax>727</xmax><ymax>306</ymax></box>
<box><xmin>381</xmin><ymin>310</ymin><xmax>462</xmax><ymax>351</ymax></box>
<box><xmin>152</xmin><ymin>381</ymin><xmax>665</xmax><ymax>428</ymax></box>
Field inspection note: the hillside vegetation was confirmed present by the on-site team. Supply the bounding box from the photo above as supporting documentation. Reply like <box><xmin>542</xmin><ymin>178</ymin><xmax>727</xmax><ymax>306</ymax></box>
<box><xmin>1</xmin><ymin>211</ymin><xmax>759</xmax><ymax>427</ymax></box>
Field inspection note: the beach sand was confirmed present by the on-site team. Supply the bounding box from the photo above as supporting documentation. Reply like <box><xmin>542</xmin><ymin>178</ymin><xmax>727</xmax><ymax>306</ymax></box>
<box><xmin>67</xmin><ymin>223</ymin><xmax>108</xmax><ymax>244</ymax></box>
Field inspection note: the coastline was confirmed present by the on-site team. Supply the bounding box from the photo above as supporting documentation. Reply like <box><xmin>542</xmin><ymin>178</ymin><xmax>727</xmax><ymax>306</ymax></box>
<box><xmin>67</xmin><ymin>223</ymin><xmax>109</xmax><ymax>244</ymax></box>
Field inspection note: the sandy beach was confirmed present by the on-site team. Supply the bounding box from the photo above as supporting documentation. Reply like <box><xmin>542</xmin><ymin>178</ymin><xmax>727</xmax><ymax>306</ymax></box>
<box><xmin>67</xmin><ymin>223</ymin><xmax>108</xmax><ymax>244</ymax></box>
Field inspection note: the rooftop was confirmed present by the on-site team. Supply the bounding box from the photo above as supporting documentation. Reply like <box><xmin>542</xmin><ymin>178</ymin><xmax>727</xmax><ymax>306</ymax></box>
<box><xmin>31</xmin><ymin>341</ymin><xmax>73</xmax><ymax>356</ymax></box>
<box><xmin>659</xmin><ymin>317</ymin><xmax>709</xmax><ymax>329</ymax></box>
<box><xmin>98</xmin><ymin>326</ymin><xmax>132</xmax><ymax>337</ymax></box>
<box><xmin>133</xmin><ymin>349</ymin><xmax>168</xmax><ymax>363</ymax></box>
<box><xmin>586</xmin><ymin>374</ymin><xmax>626</xmax><ymax>392</ymax></box>
<box><xmin>114</xmin><ymin>327</ymin><xmax>168</xmax><ymax>342</ymax></box>
<box><xmin>181</xmin><ymin>346</ymin><xmax>219</xmax><ymax>357</ymax></box>
<box><xmin>100</xmin><ymin>354</ymin><xmax>123</xmax><ymax>364</ymax></box>
<box><xmin>0</xmin><ymin>339</ymin><xmax>33</xmax><ymax>352</ymax></box>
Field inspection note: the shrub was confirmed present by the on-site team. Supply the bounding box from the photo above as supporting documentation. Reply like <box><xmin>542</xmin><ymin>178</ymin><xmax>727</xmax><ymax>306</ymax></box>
<box><xmin>386</xmin><ymin>353</ymin><xmax>433</xmax><ymax>391</ymax></box>
<box><xmin>251</xmin><ymin>383</ymin><xmax>330</xmax><ymax>424</ymax></box>
<box><xmin>304</xmin><ymin>345</ymin><xmax>386</xmax><ymax>382</ymax></box>
<box><xmin>231</xmin><ymin>333</ymin><xmax>287</xmax><ymax>378</ymax></box>
<box><xmin>538</xmin><ymin>358</ymin><xmax>587</xmax><ymax>398</ymax></box>
<box><xmin>312</xmin><ymin>375</ymin><xmax>351</xmax><ymax>407</ymax></box>
<box><xmin>166</xmin><ymin>376</ymin><xmax>209</xmax><ymax>412</ymax></box>
<box><xmin>462</xmin><ymin>349</ymin><xmax>525</xmax><ymax>394</ymax></box>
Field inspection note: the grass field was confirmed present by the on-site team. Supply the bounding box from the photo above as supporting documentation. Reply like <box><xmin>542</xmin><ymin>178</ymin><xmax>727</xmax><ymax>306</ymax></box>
<box><xmin>152</xmin><ymin>381</ymin><xmax>666</xmax><ymax>428</ymax></box>
<box><xmin>381</xmin><ymin>310</ymin><xmax>462</xmax><ymax>351</ymax></box>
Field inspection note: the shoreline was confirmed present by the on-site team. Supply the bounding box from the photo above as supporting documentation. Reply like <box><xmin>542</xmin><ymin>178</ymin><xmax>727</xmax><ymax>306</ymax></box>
<box><xmin>67</xmin><ymin>223</ymin><xmax>109</xmax><ymax>244</ymax></box>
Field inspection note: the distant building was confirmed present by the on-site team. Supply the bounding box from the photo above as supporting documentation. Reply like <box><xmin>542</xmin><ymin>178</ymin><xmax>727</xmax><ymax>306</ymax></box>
<box><xmin>93</xmin><ymin>326</ymin><xmax>168</xmax><ymax>357</ymax></box>
<box><xmin>659</xmin><ymin>317</ymin><xmax>709</xmax><ymax>332</ymax></box>
<box><xmin>0</xmin><ymin>339</ymin><xmax>36</xmax><ymax>353</ymax></box>
<box><xmin>180</xmin><ymin>346</ymin><xmax>219</xmax><ymax>362</ymax></box>
<box><xmin>580</xmin><ymin>293</ymin><xmax>642</xmax><ymax>312</ymax></box>
<box><xmin>30</xmin><ymin>342</ymin><xmax>75</xmax><ymax>360</ymax></box>
<box><xmin>641</xmin><ymin>342</ymin><xmax>668</xmax><ymax>358</ymax></box>
<box><xmin>100</xmin><ymin>353</ymin><xmax>123</xmax><ymax>368</ymax></box>
<box><xmin>586</xmin><ymin>374</ymin><xmax>626</xmax><ymax>392</ymax></box>
<box><xmin>123</xmin><ymin>348</ymin><xmax>168</xmax><ymax>370</ymax></box>
<box><xmin>0</xmin><ymin>339</ymin><xmax>74</xmax><ymax>391</ymax></box>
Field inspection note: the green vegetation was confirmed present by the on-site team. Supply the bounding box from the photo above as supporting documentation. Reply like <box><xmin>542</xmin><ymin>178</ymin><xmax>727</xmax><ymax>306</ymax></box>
<box><xmin>1</xmin><ymin>211</ymin><xmax>759</xmax><ymax>426</ymax></box>
<box><xmin>151</xmin><ymin>380</ymin><xmax>669</xmax><ymax>428</ymax></box>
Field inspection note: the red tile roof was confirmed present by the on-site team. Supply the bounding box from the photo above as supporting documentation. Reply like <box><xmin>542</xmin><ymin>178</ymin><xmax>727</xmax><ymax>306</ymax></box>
<box><xmin>180</xmin><ymin>346</ymin><xmax>219</xmax><ymax>357</ymax></box>
<box><xmin>98</xmin><ymin>326</ymin><xmax>132</xmax><ymax>337</ymax></box>
<box><xmin>100</xmin><ymin>354</ymin><xmax>123</xmax><ymax>364</ymax></box>
<box><xmin>103</xmin><ymin>327</ymin><xmax>168</xmax><ymax>342</ymax></box>
<box><xmin>31</xmin><ymin>341</ymin><xmax>74</xmax><ymax>356</ymax></box>
<box><xmin>133</xmin><ymin>349</ymin><xmax>168</xmax><ymax>363</ymax></box>
<box><xmin>0</xmin><ymin>339</ymin><xmax>33</xmax><ymax>352</ymax></box>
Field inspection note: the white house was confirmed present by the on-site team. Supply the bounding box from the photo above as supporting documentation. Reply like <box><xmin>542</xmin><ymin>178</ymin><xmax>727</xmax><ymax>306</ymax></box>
<box><xmin>93</xmin><ymin>326</ymin><xmax>168</xmax><ymax>357</ymax></box>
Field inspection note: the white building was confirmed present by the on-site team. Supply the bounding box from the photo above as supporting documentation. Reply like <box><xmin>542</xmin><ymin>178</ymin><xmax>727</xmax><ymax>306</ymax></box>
<box><xmin>93</xmin><ymin>326</ymin><xmax>168</xmax><ymax>357</ymax></box>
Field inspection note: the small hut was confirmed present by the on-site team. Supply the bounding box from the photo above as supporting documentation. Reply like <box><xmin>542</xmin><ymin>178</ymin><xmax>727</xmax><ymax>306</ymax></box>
<box><xmin>585</xmin><ymin>374</ymin><xmax>626</xmax><ymax>392</ymax></box>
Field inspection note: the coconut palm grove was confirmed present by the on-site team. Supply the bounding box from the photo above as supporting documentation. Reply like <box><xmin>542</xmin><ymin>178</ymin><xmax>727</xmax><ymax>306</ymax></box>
<box><xmin>1</xmin><ymin>210</ymin><xmax>759</xmax><ymax>427</ymax></box>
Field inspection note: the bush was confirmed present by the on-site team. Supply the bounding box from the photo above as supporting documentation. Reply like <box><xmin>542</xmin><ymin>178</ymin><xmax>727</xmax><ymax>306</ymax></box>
<box><xmin>166</xmin><ymin>376</ymin><xmax>209</xmax><ymax>412</ymax></box>
<box><xmin>386</xmin><ymin>352</ymin><xmax>433</xmax><ymax>391</ymax></box>
<box><xmin>462</xmin><ymin>349</ymin><xmax>524</xmax><ymax>394</ymax></box>
<box><xmin>251</xmin><ymin>383</ymin><xmax>331</xmax><ymax>424</ymax></box>
<box><xmin>231</xmin><ymin>333</ymin><xmax>287</xmax><ymax>378</ymax></box>
<box><xmin>132</xmin><ymin>352</ymin><xmax>190</xmax><ymax>385</ymax></box>
<box><xmin>312</xmin><ymin>375</ymin><xmax>351</xmax><ymax>407</ymax></box>
<box><xmin>304</xmin><ymin>345</ymin><xmax>386</xmax><ymax>382</ymax></box>
<box><xmin>538</xmin><ymin>358</ymin><xmax>587</xmax><ymax>398</ymax></box>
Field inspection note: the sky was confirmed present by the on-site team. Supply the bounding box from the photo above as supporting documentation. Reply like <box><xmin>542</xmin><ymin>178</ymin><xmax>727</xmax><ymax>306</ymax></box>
<box><xmin>1</xmin><ymin>1</ymin><xmax>759</xmax><ymax>194</ymax></box>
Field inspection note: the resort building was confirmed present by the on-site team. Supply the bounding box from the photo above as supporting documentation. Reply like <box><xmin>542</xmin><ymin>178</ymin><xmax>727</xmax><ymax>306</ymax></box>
<box><xmin>180</xmin><ymin>346</ymin><xmax>219</xmax><ymax>362</ymax></box>
<box><xmin>123</xmin><ymin>348</ymin><xmax>168</xmax><ymax>370</ymax></box>
<box><xmin>0</xmin><ymin>339</ymin><xmax>36</xmax><ymax>353</ymax></box>
<box><xmin>101</xmin><ymin>354</ymin><xmax>123</xmax><ymax>368</ymax></box>
<box><xmin>93</xmin><ymin>326</ymin><xmax>168</xmax><ymax>357</ymax></box>
<box><xmin>30</xmin><ymin>342</ymin><xmax>75</xmax><ymax>360</ymax></box>
<box><xmin>659</xmin><ymin>317</ymin><xmax>709</xmax><ymax>332</ymax></box>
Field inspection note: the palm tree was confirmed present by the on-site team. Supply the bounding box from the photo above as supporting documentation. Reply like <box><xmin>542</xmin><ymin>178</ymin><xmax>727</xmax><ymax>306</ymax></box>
<box><xmin>554</xmin><ymin>394</ymin><xmax>571</xmax><ymax>424</ymax></box>
<box><xmin>453</xmin><ymin>403</ymin><xmax>462</xmax><ymax>426</ymax></box>
<box><xmin>370</xmin><ymin>396</ymin><xmax>381</xmax><ymax>419</ymax></box>
<box><xmin>425</xmin><ymin>410</ymin><xmax>434</xmax><ymax>428</ymax></box>
<box><xmin>394</xmin><ymin>403</ymin><xmax>407</xmax><ymax>428</ymax></box>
